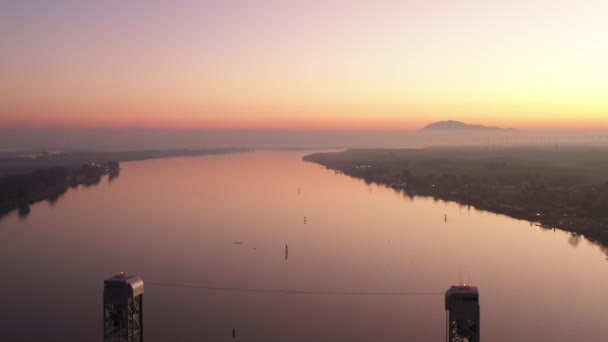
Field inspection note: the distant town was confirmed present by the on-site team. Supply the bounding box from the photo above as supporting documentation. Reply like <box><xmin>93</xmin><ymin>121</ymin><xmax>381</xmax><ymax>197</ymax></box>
<box><xmin>304</xmin><ymin>146</ymin><xmax>608</xmax><ymax>251</ymax></box>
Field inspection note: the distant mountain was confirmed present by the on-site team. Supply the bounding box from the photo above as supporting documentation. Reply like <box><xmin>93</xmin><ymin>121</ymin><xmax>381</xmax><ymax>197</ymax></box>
<box><xmin>421</xmin><ymin>120</ymin><xmax>514</xmax><ymax>131</ymax></box>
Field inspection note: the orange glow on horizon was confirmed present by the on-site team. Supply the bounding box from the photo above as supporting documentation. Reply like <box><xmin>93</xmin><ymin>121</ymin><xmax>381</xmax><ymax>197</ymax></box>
<box><xmin>1</xmin><ymin>1</ymin><xmax>607</xmax><ymax>131</ymax></box>
<box><xmin>3</xmin><ymin>115</ymin><xmax>608</xmax><ymax>132</ymax></box>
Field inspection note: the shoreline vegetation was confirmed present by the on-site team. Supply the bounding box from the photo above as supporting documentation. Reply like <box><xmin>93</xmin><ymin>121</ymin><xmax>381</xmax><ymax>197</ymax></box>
<box><xmin>0</xmin><ymin>148</ymin><xmax>252</xmax><ymax>218</ymax></box>
<box><xmin>304</xmin><ymin>146</ymin><xmax>608</xmax><ymax>251</ymax></box>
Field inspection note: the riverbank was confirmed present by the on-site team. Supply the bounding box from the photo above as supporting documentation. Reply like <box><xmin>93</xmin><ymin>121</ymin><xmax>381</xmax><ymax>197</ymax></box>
<box><xmin>0</xmin><ymin>148</ymin><xmax>252</xmax><ymax>177</ymax></box>
<box><xmin>0</xmin><ymin>148</ymin><xmax>252</xmax><ymax>218</ymax></box>
<box><xmin>304</xmin><ymin>146</ymin><xmax>608</xmax><ymax>249</ymax></box>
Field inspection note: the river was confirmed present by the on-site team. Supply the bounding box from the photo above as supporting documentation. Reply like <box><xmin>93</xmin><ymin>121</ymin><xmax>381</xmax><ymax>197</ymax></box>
<box><xmin>0</xmin><ymin>151</ymin><xmax>606</xmax><ymax>341</ymax></box>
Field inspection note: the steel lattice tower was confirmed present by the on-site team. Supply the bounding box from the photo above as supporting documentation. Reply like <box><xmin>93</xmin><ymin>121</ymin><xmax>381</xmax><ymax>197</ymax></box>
<box><xmin>445</xmin><ymin>285</ymin><xmax>480</xmax><ymax>342</ymax></box>
<box><xmin>103</xmin><ymin>273</ymin><xmax>144</xmax><ymax>342</ymax></box>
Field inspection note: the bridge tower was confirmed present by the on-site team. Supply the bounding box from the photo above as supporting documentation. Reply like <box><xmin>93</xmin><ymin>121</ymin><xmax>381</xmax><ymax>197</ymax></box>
<box><xmin>445</xmin><ymin>285</ymin><xmax>480</xmax><ymax>342</ymax></box>
<box><xmin>103</xmin><ymin>273</ymin><xmax>144</xmax><ymax>342</ymax></box>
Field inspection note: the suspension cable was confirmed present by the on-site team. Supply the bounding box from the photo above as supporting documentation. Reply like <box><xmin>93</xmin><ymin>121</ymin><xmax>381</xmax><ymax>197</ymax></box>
<box><xmin>147</xmin><ymin>281</ymin><xmax>443</xmax><ymax>296</ymax></box>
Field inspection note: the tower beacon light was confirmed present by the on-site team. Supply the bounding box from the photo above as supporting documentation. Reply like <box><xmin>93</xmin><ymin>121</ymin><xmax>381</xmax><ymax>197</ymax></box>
<box><xmin>445</xmin><ymin>284</ymin><xmax>480</xmax><ymax>342</ymax></box>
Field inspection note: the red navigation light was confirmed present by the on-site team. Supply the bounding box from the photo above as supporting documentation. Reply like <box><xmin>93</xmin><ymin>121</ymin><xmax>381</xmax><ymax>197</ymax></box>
<box><xmin>119</xmin><ymin>271</ymin><xmax>125</xmax><ymax>276</ymax></box>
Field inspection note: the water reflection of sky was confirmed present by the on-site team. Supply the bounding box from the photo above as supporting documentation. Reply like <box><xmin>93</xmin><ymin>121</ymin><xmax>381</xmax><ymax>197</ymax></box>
<box><xmin>0</xmin><ymin>151</ymin><xmax>606</xmax><ymax>341</ymax></box>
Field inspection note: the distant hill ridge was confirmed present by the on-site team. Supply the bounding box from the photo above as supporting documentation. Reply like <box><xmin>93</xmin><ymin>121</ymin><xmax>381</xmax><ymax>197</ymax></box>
<box><xmin>421</xmin><ymin>120</ymin><xmax>514</xmax><ymax>131</ymax></box>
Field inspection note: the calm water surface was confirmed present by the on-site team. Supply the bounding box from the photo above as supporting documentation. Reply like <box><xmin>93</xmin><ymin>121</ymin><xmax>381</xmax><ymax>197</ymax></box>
<box><xmin>0</xmin><ymin>151</ymin><xmax>606</xmax><ymax>341</ymax></box>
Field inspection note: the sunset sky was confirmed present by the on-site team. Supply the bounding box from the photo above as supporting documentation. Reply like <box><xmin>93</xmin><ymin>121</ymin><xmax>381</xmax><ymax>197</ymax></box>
<box><xmin>1</xmin><ymin>0</ymin><xmax>607</xmax><ymax>131</ymax></box>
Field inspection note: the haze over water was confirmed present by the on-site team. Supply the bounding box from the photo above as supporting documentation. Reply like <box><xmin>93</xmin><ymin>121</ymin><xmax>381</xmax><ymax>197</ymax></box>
<box><xmin>0</xmin><ymin>151</ymin><xmax>606</xmax><ymax>341</ymax></box>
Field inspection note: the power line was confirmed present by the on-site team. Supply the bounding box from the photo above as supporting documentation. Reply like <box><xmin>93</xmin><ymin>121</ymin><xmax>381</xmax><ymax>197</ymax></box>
<box><xmin>146</xmin><ymin>281</ymin><xmax>443</xmax><ymax>296</ymax></box>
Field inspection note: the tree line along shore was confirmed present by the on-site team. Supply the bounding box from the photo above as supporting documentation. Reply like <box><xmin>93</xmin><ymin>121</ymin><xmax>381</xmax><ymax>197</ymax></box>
<box><xmin>304</xmin><ymin>146</ymin><xmax>608</xmax><ymax>250</ymax></box>
<box><xmin>0</xmin><ymin>148</ymin><xmax>252</xmax><ymax>218</ymax></box>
